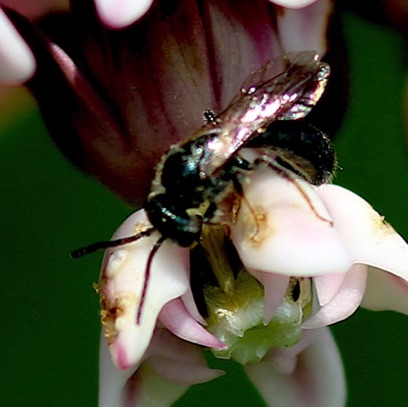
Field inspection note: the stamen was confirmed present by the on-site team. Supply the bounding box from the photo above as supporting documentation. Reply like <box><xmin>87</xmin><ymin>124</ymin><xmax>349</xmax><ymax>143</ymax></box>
<box><xmin>200</xmin><ymin>225</ymin><xmax>235</xmax><ymax>293</ymax></box>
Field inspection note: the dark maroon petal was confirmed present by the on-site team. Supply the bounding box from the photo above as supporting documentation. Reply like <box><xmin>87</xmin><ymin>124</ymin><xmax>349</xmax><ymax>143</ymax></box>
<box><xmin>7</xmin><ymin>1</ymin><xmax>280</xmax><ymax>205</ymax></box>
<box><xmin>7</xmin><ymin>0</ymin><xmax>348</xmax><ymax>204</ymax></box>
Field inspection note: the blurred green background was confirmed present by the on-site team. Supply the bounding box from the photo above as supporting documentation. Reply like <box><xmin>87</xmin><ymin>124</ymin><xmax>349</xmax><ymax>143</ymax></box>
<box><xmin>1</xmin><ymin>10</ymin><xmax>408</xmax><ymax>407</ymax></box>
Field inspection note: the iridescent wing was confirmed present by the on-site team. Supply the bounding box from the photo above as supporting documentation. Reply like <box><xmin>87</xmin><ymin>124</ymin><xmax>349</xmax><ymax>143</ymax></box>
<box><xmin>196</xmin><ymin>51</ymin><xmax>330</xmax><ymax>177</ymax></box>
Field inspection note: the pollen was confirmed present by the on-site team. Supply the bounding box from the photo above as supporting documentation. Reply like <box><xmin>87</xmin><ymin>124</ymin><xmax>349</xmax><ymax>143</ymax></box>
<box><xmin>373</xmin><ymin>213</ymin><xmax>396</xmax><ymax>236</ymax></box>
<box><xmin>242</xmin><ymin>204</ymin><xmax>271</xmax><ymax>246</ymax></box>
<box><xmin>96</xmin><ymin>277</ymin><xmax>137</xmax><ymax>345</ymax></box>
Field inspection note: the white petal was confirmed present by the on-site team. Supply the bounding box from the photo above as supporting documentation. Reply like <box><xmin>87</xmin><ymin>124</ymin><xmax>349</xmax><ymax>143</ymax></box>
<box><xmin>231</xmin><ymin>167</ymin><xmax>352</xmax><ymax>277</ymax></box>
<box><xmin>303</xmin><ymin>264</ymin><xmax>367</xmax><ymax>329</ymax></box>
<box><xmin>100</xmin><ymin>210</ymin><xmax>190</xmax><ymax>370</ymax></box>
<box><xmin>99</xmin><ymin>334</ymin><xmax>135</xmax><ymax>407</ymax></box>
<box><xmin>122</xmin><ymin>330</ymin><xmax>223</xmax><ymax>406</ymax></box>
<box><xmin>317</xmin><ymin>185</ymin><xmax>408</xmax><ymax>281</ymax></box>
<box><xmin>99</xmin><ymin>329</ymin><xmax>223</xmax><ymax>407</ymax></box>
<box><xmin>98</xmin><ymin>332</ymin><xmax>192</xmax><ymax>407</ymax></box>
<box><xmin>0</xmin><ymin>8</ymin><xmax>35</xmax><ymax>83</ymax></box>
<box><xmin>313</xmin><ymin>273</ymin><xmax>346</xmax><ymax>306</ymax></box>
<box><xmin>94</xmin><ymin>0</ymin><xmax>153</xmax><ymax>29</ymax></box>
<box><xmin>245</xmin><ymin>328</ymin><xmax>345</xmax><ymax>407</ymax></box>
<box><xmin>120</xmin><ymin>364</ymin><xmax>188</xmax><ymax>407</ymax></box>
<box><xmin>361</xmin><ymin>266</ymin><xmax>408</xmax><ymax>314</ymax></box>
<box><xmin>270</xmin><ymin>0</ymin><xmax>319</xmax><ymax>8</ymax></box>
<box><xmin>276</xmin><ymin>0</ymin><xmax>332</xmax><ymax>54</ymax></box>
<box><xmin>146</xmin><ymin>329</ymin><xmax>224</xmax><ymax>385</ymax></box>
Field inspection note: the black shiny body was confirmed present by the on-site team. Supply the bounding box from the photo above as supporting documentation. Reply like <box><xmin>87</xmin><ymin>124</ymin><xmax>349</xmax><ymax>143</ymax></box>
<box><xmin>145</xmin><ymin>51</ymin><xmax>335</xmax><ymax>248</ymax></box>
<box><xmin>72</xmin><ymin>51</ymin><xmax>336</xmax><ymax>258</ymax></box>
<box><xmin>145</xmin><ymin>119</ymin><xmax>335</xmax><ymax>248</ymax></box>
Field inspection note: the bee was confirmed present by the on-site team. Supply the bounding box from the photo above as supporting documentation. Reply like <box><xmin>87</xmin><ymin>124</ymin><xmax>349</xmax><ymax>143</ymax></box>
<box><xmin>72</xmin><ymin>51</ymin><xmax>335</xmax><ymax>321</ymax></box>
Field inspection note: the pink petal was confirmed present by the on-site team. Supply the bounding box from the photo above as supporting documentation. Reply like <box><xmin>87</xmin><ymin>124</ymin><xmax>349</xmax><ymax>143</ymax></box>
<box><xmin>99</xmin><ymin>336</ymin><xmax>136</xmax><ymax>407</ymax></box>
<box><xmin>146</xmin><ymin>329</ymin><xmax>224</xmax><ymax>385</ymax></box>
<box><xmin>317</xmin><ymin>185</ymin><xmax>408</xmax><ymax>281</ymax></box>
<box><xmin>158</xmin><ymin>298</ymin><xmax>226</xmax><ymax>349</ymax></box>
<box><xmin>302</xmin><ymin>264</ymin><xmax>367</xmax><ymax>329</ymax></box>
<box><xmin>181</xmin><ymin>289</ymin><xmax>207</xmax><ymax>325</ymax></box>
<box><xmin>361</xmin><ymin>266</ymin><xmax>408</xmax><ymax>315</ymax></box>
<box><xmin>313</xmin><ymin>273</ymin><xmax>346</xmax><ymax>306</ymax></box>
<box><xmin>250</xmin><ymin>269</ymin><xmax>290</xmax><ymax>324</ymax></box>
<box><xmin>245</xmin><ymin>328</ymin><xmax>345</xmax><ymax>407</ymax></box>
<box><xmin>99</xmin><ymin>330</ymin><xmax>223</xmax><ymax>407</ymax></box>
<box><xmin>266</xmin><ymin>329</ymin><xmax>316</xmax><ymax>375</ymax></box>
<box><xmin>231</xmin><ymin>166</ymin><xmax>352</xmax><ymax>277</ymax></box>
<box><xmin>100</xmin><ymin>210</ymin><xmax>190</xmax><ymax>370</ymax></box>
<box><xmin>121</xmin><ymin>366</ymin><xmax>189</xmax><ymax>407</ymax></box>
<box><xmin>0</xmin><ymin>8</ymin><xmax>35</xmax><ymax>83</ymax></box>
<box><xmin>99</xmin><ymin>332</ymin><xmax>191</xmax><ymax>407</ymax></box>
<box><xmin>277</xmin><ymin>0</ymin><xmax>332</xmax><ymax>54</ymax></box>
<box><xmin>94</xmin><ymin>0</ymin><xmax>153</xmax><ymax>29</ymax></box>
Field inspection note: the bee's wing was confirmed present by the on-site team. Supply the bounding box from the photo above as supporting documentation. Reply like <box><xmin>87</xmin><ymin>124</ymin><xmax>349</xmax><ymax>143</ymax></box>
<box><xmin>199</xmin><ymin>51</ymin><xmax>330</xmax><ymax>176</ymax></box>
<box><xmin>228</xmin><ymin>51</ymin><xmax>329</xmax><ymax>120</ymax></box>
<box><xmin>237</xmin><ymin>51</ymin><xmax>322</xmax><ymax>98</ymax></box>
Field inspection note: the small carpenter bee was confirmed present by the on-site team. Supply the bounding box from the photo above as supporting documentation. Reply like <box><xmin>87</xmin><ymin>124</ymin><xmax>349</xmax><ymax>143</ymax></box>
<box><xmin>72</xmin><ymin>51</ymin><xmax>335</xmax><ymax>319</ymax></box>
<box><xmin>72</xmin><ymin>51</ymin><xmax>334</xmax><ymax>257</ymax></box>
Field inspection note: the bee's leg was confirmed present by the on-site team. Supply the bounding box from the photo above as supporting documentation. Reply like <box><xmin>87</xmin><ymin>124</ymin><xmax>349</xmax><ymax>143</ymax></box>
<box><xmin>252</xmin><ymin>155</ymin><xmax>333</xmax><ymax>226</ymax></box>
<box><xmin>203</xmin><ymin>201</ymin><xmax>218</xmax><ymax>223</ymax></box>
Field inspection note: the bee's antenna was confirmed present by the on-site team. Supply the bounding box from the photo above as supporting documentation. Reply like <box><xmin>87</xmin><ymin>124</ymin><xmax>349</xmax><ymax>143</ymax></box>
<box><xmin>136</xmin><ymin>235</ymin><xmax>166</xmax><ymax>325</ymax></box>
<box><xmin>70</xmin><ymin>227</ymin><xmax>156</xmax><ymax>258</ymax></box>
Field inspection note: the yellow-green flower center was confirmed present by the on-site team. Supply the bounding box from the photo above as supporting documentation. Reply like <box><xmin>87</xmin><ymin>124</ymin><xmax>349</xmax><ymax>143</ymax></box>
<box><xmin>195</xmin><ymin>225</ymin><xmax>312</xmax><ymax>365</ymax></box>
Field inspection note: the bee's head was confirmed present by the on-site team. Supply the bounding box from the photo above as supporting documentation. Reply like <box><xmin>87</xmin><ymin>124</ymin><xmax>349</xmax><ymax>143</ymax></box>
<box><xmin>145</xmin><ymin>193</ymin><xmax>202</xmax><ymax>247</ymax></box>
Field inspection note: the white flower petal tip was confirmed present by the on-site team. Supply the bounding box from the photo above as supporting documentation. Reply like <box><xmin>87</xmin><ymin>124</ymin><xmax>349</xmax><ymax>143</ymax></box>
<box><xmin>231</xmin><ymin>168</ymin><xmax>352</xmax><ymax>277</ymax></box>
<box><xmin>99</xmin><ymin>210</ymin><xmax>191</xmax><ymax>370</ymax></box>
<box><xmin>313</xmin><ymin>273</ymin><xmax>346</xmax><ymax>306</ymax></box>
<box><xmin>303</xmin><ymin>264</ymin><xmax>368</xmax><ymax>329</ymax></box>
<box><xmin>270</xmin><ymin>0</ymin><xmax>318</xmax><ymax>9</ymax></box>
<box><xmin>317</xmin><ymin>185</ymin><xmax>408</xmax><ymax>281</ymax></box>
<box><xmin>0</xmin><ymin>8</ymin><xmax>35</xmax><ymax>84</ymax></box>
<box><xmin>94</xmin><ymin>0</ymin><xmax>154</xmax><ymax>29</ymax></box>
<box><xmin>362</xmin><ymin>267</ymin><xmax>408</xmax><ymax>315</ymax></box>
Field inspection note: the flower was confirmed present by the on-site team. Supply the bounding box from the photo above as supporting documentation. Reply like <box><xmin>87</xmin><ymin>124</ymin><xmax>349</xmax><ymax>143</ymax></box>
<box><xmin>1</xmin><ymin>0</ymin><xmax>349</xmax><ymax>206</ymax></box>
<box><xmin>97</xmin><ymin>163</ymin><xmax>408</xmax><ymax>406</ymax></box>
<box><xmin>231</xmin><ymin>166</ymin><xmax>408</xmax><ymax>325</ymax></box>
<box><xmin>1</xmin><ymin>1</ymin><xmax>383</xmax><ymax>406</ymax></box>
<box><xmin>0</xmin><ymin>6</ymin><xmax>35</xmax><ymax>84</ymax></box>
<box><xmin>0</xmin><ymin>0</ymin><xmax>70</xmax><ymax>83</ymax></box>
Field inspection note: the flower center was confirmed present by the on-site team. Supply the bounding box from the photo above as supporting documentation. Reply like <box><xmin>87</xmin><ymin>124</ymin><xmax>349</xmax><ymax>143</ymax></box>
<box><xmin>191</xmin><ymin>225</ymin><xmax>312</xmax><ymax>365</ymax></box>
